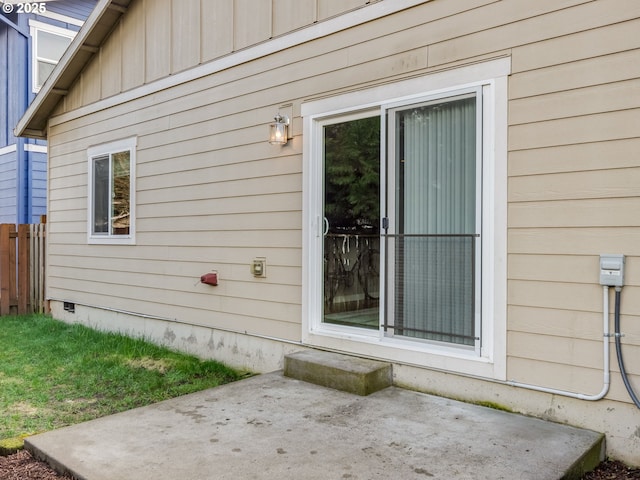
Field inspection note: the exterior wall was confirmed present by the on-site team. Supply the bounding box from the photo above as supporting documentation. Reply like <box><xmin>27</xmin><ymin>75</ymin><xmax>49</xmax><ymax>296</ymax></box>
<box><xmin>27</xmin><ymin>148</ymin><xmax>47</xmax><ymax>223</ymax></box>
<box><xmin>0</xmin><ymin>0</ymin><xmax>94</xmax><ymax>223</ymax></box>
<box><xmin>59</xmin><ymin>0</ymin><xmax>381</xmax><ymax>112</ymax></box>
<box><xmin>0</xmin><ymin>12</ymin><xmax>28</xmax><ymax>224</ymax></box>
<box><xmin>0</xmin><ymin>150</ymin><xmax>17</xmax><ymax>223</ymax></box>
<box><xmin>44</xmin><ymin>0</ymin><xmax>640</xmax><ymax>464</ymax></box>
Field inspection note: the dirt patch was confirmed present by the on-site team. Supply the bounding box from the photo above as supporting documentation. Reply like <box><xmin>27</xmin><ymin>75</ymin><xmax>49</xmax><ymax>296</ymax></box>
<box><xmin>8</xmin><ymin>401</ymin><xmax>41</xmax><ymax>416</ymax></box>
<box><xmin>125</xmin><ymin>357</ymin><xmax>172</xmax><ymax>373</ymax></box>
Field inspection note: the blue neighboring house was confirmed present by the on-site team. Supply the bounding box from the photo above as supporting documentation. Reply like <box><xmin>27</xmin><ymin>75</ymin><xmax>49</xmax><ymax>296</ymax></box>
<box><xmin>0</xmin><ymin>0</ymin><xmax>96</xmax><ymax>224</ymax></box>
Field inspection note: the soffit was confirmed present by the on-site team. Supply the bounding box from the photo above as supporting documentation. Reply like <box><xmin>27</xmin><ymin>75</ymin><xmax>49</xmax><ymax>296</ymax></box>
<box><xmin>15</xmin><ymin>0</ymin><xmax>132</xmax><ymax>139</ymax></box>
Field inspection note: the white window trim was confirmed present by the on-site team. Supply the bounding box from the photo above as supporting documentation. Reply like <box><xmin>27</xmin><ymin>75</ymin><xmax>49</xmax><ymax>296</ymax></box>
<box><xmin>302</xmin><ymin>57</ymin><xmax>509</xmax><ymax>380</ymax></box>
<box><xmin>29</xmin><ymin>19</ymin><xmax>76</xmax><ymax>93</ymax></box>
<box><xmin>87</xmin><ymin>137</ymin><xmax>137</xmax><ymax>245</ymax></box>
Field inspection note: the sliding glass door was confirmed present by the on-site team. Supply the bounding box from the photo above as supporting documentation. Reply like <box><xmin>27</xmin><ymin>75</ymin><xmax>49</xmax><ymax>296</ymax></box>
<box><xmin>386</xmin><ymin>94</ymin><xmax>480</xmax><ymax>346</ymax></box>
<box><xmin>320</xmin><ymin>91</ymin><xmax>481</xmax><ymax>349</ymax></box>
<box><xmin>322</xmin><ymin>114</ymin><xmax>380</xmax><ymax>329</ymax></box>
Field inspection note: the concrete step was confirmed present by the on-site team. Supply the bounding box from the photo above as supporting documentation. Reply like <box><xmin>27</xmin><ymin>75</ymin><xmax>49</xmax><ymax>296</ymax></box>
<box><xmin>283</xmin><ymin>349</ymin><xmax>392</xmax><ymax>395</ymax></box>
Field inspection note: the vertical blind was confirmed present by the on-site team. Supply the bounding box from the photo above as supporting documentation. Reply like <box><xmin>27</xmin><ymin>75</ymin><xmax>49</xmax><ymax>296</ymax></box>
<box><xmin>394</xmin><ymin>95</ymin><xmax>478</xmax><ymax>345</ymax></box>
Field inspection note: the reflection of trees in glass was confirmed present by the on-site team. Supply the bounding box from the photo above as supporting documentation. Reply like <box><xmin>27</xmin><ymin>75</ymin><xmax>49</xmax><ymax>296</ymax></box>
<box><xmin>324</xmin><ymin>116</ymin><xmax>380</xmax><ymax>232</ymax></box>
<box><xmin>111</xmin><ymin>151</ymin><xmax>130</xmax><ymax>234</ymax></box>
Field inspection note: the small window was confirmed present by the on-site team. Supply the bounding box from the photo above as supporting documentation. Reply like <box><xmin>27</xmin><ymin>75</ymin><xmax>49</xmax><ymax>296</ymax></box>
<box><xmin>87</xmin><ymin>138</ymin><xmax>136</xmax><ymax>244</ymax></box>
<box><xmin>30</xmin><ymin>20</ymin><xmax>76</xmax><ymax>92</ymax></box>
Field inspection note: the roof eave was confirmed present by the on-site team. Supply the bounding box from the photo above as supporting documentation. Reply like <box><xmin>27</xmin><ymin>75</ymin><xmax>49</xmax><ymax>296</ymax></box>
<box><xmin>15</xmin><ymin>0</ymin><xmax>131</xmax><ymax>139</ymax></box>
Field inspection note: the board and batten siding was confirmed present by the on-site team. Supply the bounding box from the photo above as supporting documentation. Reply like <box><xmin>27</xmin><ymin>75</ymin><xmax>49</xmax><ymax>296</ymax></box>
<box><xmin>57</xmin><ymin>0</ymin><xmax>383</xmax><ymax>113</ymax></box>
<box><xmin>45</xmin><ymin>0</ymin><xmax>640</xmax><ymax>432</ymax></box>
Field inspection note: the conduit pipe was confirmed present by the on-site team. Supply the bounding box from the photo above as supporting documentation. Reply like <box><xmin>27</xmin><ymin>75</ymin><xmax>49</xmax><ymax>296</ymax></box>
<box><xmin>506</xmin><ymin>285</ymin><xmax>610</xmax><ymax>401</ymax></box>
<box><xmin>614</xmin><ymin>287</ymin><xmax>640</xmax><ymax>408</ymax></box>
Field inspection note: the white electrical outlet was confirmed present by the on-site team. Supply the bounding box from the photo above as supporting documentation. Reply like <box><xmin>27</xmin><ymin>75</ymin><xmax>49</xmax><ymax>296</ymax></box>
<box><xmin>251</xmin><ymin>258</ymin><xmax>266</xmax><ymax>278</ymax></box>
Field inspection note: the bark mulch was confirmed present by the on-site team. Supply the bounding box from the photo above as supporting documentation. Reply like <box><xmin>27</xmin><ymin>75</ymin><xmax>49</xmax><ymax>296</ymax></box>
<box><xmin>583</xmin><ymin>460</ymin><xmax>640</xmax><ymax>480</ymax></box>
<box><xmin>0</xmin><ymin>450</ymin><xmax>72</xmax><ymax>480</ymax></box>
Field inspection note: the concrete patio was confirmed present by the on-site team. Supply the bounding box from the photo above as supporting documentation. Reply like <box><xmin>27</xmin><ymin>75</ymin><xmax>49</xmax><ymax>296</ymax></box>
<box><xmin>26</xmin><ymin>363</ymin><xmax>603</xmax><ymax>480</ymax></box>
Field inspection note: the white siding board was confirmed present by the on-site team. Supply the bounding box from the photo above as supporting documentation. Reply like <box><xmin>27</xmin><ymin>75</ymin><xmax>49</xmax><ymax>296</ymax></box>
<box><xmin>429</xmin><ymin>0</ymin><xmax>636</xmax><ymax>67</ymax></box>
<box><xmin>48</xmin><ymin>243</ymin><xmax>301</xmax><ymax>268</ymax></box>
<box><xmin>509</xmin><ymin>228</ymin><xmax>640</xmax><ymax>257</ymax></box>
<box><xmin>317</xmin><ymin>0</ymin><xmax>366</xmax><ymax>20</ymax></box>
<box><xmin>50</xmin><ymin>254</ymin><xmax>299</xmax><ymax>283</ymax></box>
<box><xmin>121</xmin><ymin>0</ymin><xmax>145</xmax><ymax>91</ymax></box>
<box><xmin>48</xmin><ymin>116</ymin><xmax>171</xmax><ymax>157</ymax></box>
<box><xmin>508</xmin><ymin>167</ymin><xmax>640</xmax><ymax>203</ymax></box>
<box><xmin>50</xmin><ymin>265</ymin><xmax>301</xmax><ymax>305</ymax></box>
<box><xmin>81</xmin><ymin>55</ymin><xmax>101</xmax><ymax>106</ymax></box>
<box><xmin>145</xmin><ymin>0</ymin><xmax>171</xmax><ymax>82</ymax></box>
<box><xmin>509</xmin><ymin>198</ymin><xmax>640</xmax><ymax>228</ymax></box>
<box><xmin>509</xmin><ymin>280</ymin><xmax>603</xmax><ymax>313</ymax></box>
<box><xmin>201</xmin><ymin>0</ymin><xmax>233</xmax><ymax>62</ymax></box>
<box><xmin>508</xmin><ymin>254</ymin><xmax>598</xmax><ymax>285</ymax></box>
<box><xmin>137</xmin><ymin>174</ymin><xmax>302</xmax><ymax>203</ymax></box>
<box><xmin>138</xmin><ymin>151</ymin><xmax>300</xmax><ymax>182</ymax></box>
<box><xmin>48</xmin><ymin>185</ymin><xmax>86</xmax><ymax>202</ymax></box>
<box><xmin>100</xmin><ymin>22</ymin><xmax>122</xmax><ymax>98</ymax></box>
<box><xmin>509</xmin><ymin>109</ymin><xmax>640</xmax><ymax>151</ymax></box>
<box><xmin>47</xmin><ymin>209</ymin><xmax>85</xmax><ymax>224</ymax></box>
<box><xmin>509</xmin><ymin>79</ymin><xmax>640</xmax><ymax>126</ymax></box>
<box><xmin>510</xmin><ymin>49</ymin><xmax>640</xmax><ymax>100</ymax></box>
<box><xmin>63</xmin><ymin>77</ymin><xmax>83</xmax><ymax>113</ymax></box>
<box><xmin>136</xmin><ymin>192</ymin><xmax>301</xmax><ymax>217</ymax></box>
<box><xmin>508</xmin><ymin>332</ymin><xmax>603</xmax><ymax>371</ymax></box>
<box><xmin>46</xmin><ymin>275</ymin><xmax>301</xmax><ymax>325</ymax></box>
<box><xmin>135</xmin><ymin>230</ymin><xmax>300</xmax><ymax>249</ymax></box>
<box><xmin>233</xmin><ymin>0</ymin><xmax>271</xmax><ymax>50</ymax></box>
<box><xmin>272</xmin><ymin>0</ymin><xmax>317</xmax><ymax>37</ymax></box>
<box><xmin>138</xmin><ymin>212</ymin><xmax>301</xmax><ymax>233</ymax></box>
<box><xmin>508</xmin><ymin>305</ymin><xmax>603</xmax><ymax>341</ymax></box>
<box><xmin>508</xmin><ymin>139</ymin><xmax>640</xmax><ymax>177</ymax></box>
<box><xmin>171</xmin><ymin>0</ymin><xmax>201</xmax><ymax>74</ymax></box>
<box><xmin>512</xmin><ymin>17</ymin><xmax>640</xmax><ymax>73</ymax></box>
<box><xmin>49</xmin><ymin>172</ymin><xmax>84</xmax><ymax>192</ymax></box>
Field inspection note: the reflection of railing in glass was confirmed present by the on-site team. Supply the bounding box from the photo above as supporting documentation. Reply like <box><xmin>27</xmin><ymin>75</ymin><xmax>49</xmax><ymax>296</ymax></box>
<box><xmin>323</xmin><ymin>234</ymin><xmax>379</xmax><ymax>314</ymax></box>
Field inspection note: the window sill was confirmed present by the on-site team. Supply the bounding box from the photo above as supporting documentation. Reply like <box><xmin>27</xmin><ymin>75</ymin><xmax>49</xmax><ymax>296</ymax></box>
<box><xmin>88</xmin><ymin>235</ymin><xmax>135</xmax><ymax>245</ymax></box>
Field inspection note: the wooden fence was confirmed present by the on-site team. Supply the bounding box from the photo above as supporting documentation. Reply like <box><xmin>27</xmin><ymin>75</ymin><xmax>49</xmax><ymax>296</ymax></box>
<box><xmin>0</xmin><ymin>223</ymin><xmax>47</xmax><ymax>315</ymax></box>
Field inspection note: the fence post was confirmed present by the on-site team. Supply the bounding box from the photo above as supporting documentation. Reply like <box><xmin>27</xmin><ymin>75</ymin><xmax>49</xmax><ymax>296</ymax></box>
<box><xmin>30</xmin><ymin>223</ymin><xmax>46</xmax><ymax>314</ymax></box>
<box><xmin>18</xmin><ymin>224</ymin><xmax>30</xmax><ymax>314</ymax></box>
<box><xmin>0</xmin><ymin>224</ymin><xmax>14</xmax><ymax>315</ymax></box>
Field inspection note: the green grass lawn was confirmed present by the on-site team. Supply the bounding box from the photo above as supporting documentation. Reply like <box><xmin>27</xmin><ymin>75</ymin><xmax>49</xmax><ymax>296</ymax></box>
<box><xmin>0</xmin><ymin>314</ymin><xmax>245</xmax><ymax>450</ymax></box>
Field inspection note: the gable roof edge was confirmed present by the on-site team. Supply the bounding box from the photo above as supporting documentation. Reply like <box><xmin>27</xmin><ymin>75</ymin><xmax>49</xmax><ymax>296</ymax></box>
<box><xmin>16</xmin><ymin>0</ymin><xmax>433</xmax><ymax>139</ymax></box>
<box><xmin>15</xmin><ymin>0</ymin><xmax>131</xmax><ymax>139</ymax></box>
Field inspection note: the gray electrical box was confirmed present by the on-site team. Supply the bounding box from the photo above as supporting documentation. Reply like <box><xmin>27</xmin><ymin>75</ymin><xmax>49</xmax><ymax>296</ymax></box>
<box><xmin>599</xmin><ymin>254</ymin><xmax>625</xmax><ymax>287</ymax></box>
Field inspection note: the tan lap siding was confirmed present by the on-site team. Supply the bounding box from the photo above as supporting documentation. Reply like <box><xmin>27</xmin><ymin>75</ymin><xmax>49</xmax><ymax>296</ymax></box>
<box><xmin>507</xmin><ymin>4</ymin><xmax>640</xmax><ymax>400</ymax></box>
<box><xmin>45</xmin><ymin>0</ymin><xmax>640</xmax><ymax>399</ymax></box>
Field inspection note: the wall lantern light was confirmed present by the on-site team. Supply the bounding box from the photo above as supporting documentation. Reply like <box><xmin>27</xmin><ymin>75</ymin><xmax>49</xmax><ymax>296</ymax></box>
<box><xmin>269</xmin><ymin>113</ymin><xmax>290</xmax><ymax>145</ymax></box>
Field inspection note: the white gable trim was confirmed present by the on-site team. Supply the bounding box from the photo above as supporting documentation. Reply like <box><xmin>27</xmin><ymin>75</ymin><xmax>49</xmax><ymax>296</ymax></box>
<box><xmin>50</xmin><ymin>0</ymin><xmax>435</xmax><ymax>128</ymax></box>
<box><xmin>0</xmin><ymin>144</ymin><xmax>17</xmax><ymax>155</ymax></box>
<box><xmin>37</xmin><ymin>10</ymin><xmax>85</xmax><ymax>27</ymax></box>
